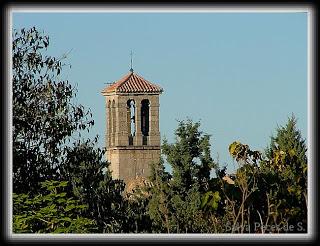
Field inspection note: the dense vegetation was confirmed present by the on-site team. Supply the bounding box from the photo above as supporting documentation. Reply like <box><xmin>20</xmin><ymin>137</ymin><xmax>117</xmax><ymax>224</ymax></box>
<box><xmin>12</xmin><ymin>27</ymin><xmax>308</xmax><ymax>233</ymax></box>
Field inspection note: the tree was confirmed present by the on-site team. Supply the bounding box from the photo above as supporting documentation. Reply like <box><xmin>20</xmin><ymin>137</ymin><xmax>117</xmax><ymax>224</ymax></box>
<box><xmin>223</xmin><ymin>141</ymin><xmax>261</xmax><ymax>233</ymax></box>
<box><xmin>260</xmin><ymin>115</ymin><xmax>308</xmax><ymax>232</ymax></box>
<box><xmin>148</xmin><ymin>119</ymin><xmax>217</xmax><ymax>233</ymax></box>
<box><xmin>162</xmin><ymin>120</ymin><xmax>216</xmax><ymax>194</ymax></box>
<box><xmin>60</xmin><ymin>140</ymin><xmax>127</xmax><ymax>233</ymax></box>
<box><xmin>147</xmin><ymin>158</ymin><xmax>173</xmax><ymax>233</ymax></box>
<box><xmin>265</xmin><ymin>114</ymin><xmax>307</xmax><ymax>167</ymax></box>
<box><xmin>13</xmin><ymin>27</ymin><xmax>94</xmax><ymax>194</ymax></box>
<box><xmin>13</xmin><ymin>180</ymin><xmax>96</xmax><ymax>233</ymax></box>
<box><xmin>220</xmin><ymin>115</ymin><xmax>308</xmax><ymax>233</ymax></box>
<box><xmin>124</xmin><ymin>193</ymin><xmax>153</xmax><ymax>233</ymax></box>
<box><xmin>12</xmin><ymin>27</ymin><xmax>127</xmax><ymax>233</ymax></box>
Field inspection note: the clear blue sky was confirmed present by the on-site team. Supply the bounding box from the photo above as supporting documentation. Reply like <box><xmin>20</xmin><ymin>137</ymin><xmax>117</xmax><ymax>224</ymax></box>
<box><xmin>12</xmin><ymin>11</ymin><xmax>308</xmax><ymax>173</ymax></box>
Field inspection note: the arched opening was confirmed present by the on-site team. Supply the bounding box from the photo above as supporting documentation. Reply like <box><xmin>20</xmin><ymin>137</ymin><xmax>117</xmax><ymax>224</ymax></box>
<box><xmin>112</xmin><ymin>100</ymin><xmax>116</xmax><ymax>145</ymax></box>
<box><xmin>141</xmin><ymin>99</ymin><xmax>150</xmax><ymax>145</ymax></box>
<box><xmin>127</xmin><ymin>99</ymin><xmax>135</xmax><ymax>145</ymax></box>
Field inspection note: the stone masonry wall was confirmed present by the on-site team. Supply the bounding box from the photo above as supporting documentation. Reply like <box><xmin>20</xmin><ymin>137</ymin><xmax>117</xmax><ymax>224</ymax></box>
<box><xmin>105</xmin><ymin>93</ymin><xmax>161</xmax><ymax>183</ymax></box>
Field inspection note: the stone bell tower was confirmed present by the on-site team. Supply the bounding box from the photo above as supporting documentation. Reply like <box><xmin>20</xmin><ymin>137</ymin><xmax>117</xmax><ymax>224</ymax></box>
<box><xmin>101</xmin><ymin>69</ymin><xmax>163</xmax><ymax>184</ymax></box>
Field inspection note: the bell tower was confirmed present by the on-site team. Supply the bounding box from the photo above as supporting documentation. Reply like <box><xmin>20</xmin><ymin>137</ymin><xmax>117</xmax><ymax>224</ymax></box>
<box><xmin>101</xmin><ymin>70</ymin><xmax>163</xmax><ymax>184</ymax></box>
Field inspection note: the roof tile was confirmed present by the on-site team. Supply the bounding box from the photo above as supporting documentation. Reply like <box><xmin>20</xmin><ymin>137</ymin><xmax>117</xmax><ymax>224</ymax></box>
<box><xmin>102</xmin><ymin>71</ymin><xmax>163</xmax><ymax>94</ymax></box>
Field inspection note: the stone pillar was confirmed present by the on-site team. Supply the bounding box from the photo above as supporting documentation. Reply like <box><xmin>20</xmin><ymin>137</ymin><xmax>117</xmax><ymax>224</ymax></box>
<box><xmin>117</xmin><ymin>97</ymin><xmax>129</xmax><ymax>146</ymax></box>
<box><xmin>126</xmin><ymin>101</ymin><xmax>131</xmax><ymax>144</ymax></box>
<box><xmin>110</xmin><ymin>99</ymin><xmax>113</xmax><ymax>147</ymax></box>
<box><xmin>111</xmin><ymin>99</ymin><xmax>116</xmax><ymax>146</ymax></box>
<box><xmin>114</xmin><ymin>96</ymin><xmax>121</xmax><ymax>146</ymax></box>
<box><xmin>149</xmin><ymin>95</ymin><xmax>160</xmax><ymax>146</ymax></box>
<box><xmin>106</xmin><ymin>98</ymin><xmax>110</xmax><ymax>148</ymax></box>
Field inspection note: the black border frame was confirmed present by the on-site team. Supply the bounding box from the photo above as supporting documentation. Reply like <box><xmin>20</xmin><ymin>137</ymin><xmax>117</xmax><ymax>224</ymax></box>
<box><xmin>1</xmin><ymin>1</ymin><xmax>318</xmax><ymax>244</ymax></box>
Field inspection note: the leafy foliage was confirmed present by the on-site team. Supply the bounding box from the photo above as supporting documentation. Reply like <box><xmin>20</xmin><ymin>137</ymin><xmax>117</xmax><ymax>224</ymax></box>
<box><xmin>125</xmin><ymin>195</ymin><xmax>153</xmax><ymax>233</ymax></box>
<box><xmin>201</xmin><ymin>191</ymin><xmax>221</xmax><ymax>212</ymax></box>
<box><xmin>60</xmin><ymin>140</ymin><xmax>127</xmax><ymax>233</ymax></box>
<box><xmin>13</xmin><ymin>180</ymin><xmax>97</xmax><ymax>233</ymax></box>
<box><xmin>12</xmin><ymin>27</ymin><xmax>94</xmax><ymax>194</ymax></box>
<box><xmin>12</xmin><ymin>27</ymin><xmax>126</xmax><ymax>233</ymax></box>
<box><xmin>221</xmin><ymin>115</ymin><xmax>308</xmax><ymax>233</ymax></box>
<box><xmin>147</xmin><ymin>158</ymin><xmax>173</xmax><ymax>233</ymax></box>
<box><xmin>266</xmin><ymin>114</ymin><xmax>307</xmax><ymax>166</ymax></box>
<box><xmin>259</xmin><ymin>115</ymin><xmax>308</xmax><ymax>232</ymax></box>
<box><xmin>148</xmin><ymin>120</ymin><xmax>217</xmax><ymax>233</ymax></box>
<box><xmin>229</xmin><ymin>141</ymin><xmax>261</xmax><ymax>165</ymax></box>
<box><xmin>162</xmin><ymin>119</ymin><xmax>216</xmax><ymax>193</ymax></box>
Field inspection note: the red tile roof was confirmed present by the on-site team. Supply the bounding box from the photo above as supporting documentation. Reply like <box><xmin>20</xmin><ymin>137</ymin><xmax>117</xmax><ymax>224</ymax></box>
<box><xmin>102</xmin><ymin>71</ymin><xmax>163</xmax><ymax>94</ymax></box>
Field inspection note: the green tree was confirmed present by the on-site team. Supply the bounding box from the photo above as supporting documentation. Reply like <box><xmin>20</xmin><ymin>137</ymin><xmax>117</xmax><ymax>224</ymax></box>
<box><xmin>13</xmin><ymin>180</ymin><xmax>96</xmax><ymax>233</ymax></box>
<box><xmin>12</xmin><ymin>27</ymin><xmax>127</xmax><ymax>233</ymax></box>
<box><xmin>13</xmin><ymin>27</ymin><xmax>94</xmax><ymax>194</ymax></box>
<box><xmin>162</xmin><ymin>120</ymin><xmax>216</xmax><ymax>193</ymax></box>
<box><xmin>265</xmin><ymin>114</ymin><xmax>307</xmax><ymax>167</ymax></box>
<box><xmin>260</xmin><ymin>115</ymin><xmax>308</xmax><ymax>232</ymax></box>
<box><xmin>125</xmin><ymin>194</ymin><xmax>153</xmax><ymax>233</ymax></box>
<box><xmin>61</xmin><ymin>140</ymin><xmax>127</xmax><ymax>233</ymax></box>
<box><xmin>148</xmin><ymin>119</ymin><xmax>216</xmax><ymax>233</ymax></box>
<box><xmin>148</xmin><ymin>158</ymin><xmax>173</xmax><ymax>233</ymax></box>
<box><xmin>220</xmin><ymin>115</ymin><xmax>308</xmax><ymax>233</ymax></box>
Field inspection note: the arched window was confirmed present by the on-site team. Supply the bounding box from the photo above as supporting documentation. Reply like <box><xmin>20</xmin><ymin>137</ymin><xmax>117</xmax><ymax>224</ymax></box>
<box><xmin>127</xmin><ymin>99</ymin><xmax>135</xmax><ymax>145</ymax></box>
<box><xmin>112</xmin><ymin>100</ymin><xmax>116</xmax><ymax>145</ymax></box>
<box><xmin>141</xmin><ymin>99</ymin><xmax>150</xmax><ymax>145</ymax></box>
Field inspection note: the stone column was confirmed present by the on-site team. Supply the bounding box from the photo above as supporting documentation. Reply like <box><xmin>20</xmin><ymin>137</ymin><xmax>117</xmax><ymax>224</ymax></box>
<box><xmin>117</xmin><ymin>96</ymin><xmax>129</xmax><ymax>146</ymax></box>
<box><xmin>149</xmin><ymin>95</ymin><xmax>160</xmax><ymax>146</ymax></box>
<box><xmin>111</xmin><ymin>99</ymin><xmax>116</xmax><ymax>146</ymax></box>
<box><xmin>105</xmin><ymin>98</ymin><xmax>110</xmax><ymax>148</ymax></box>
